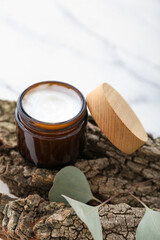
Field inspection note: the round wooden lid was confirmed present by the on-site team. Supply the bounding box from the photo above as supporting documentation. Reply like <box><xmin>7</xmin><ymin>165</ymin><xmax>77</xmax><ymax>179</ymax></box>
<box><xmin>86</xmin><ymin>83</ymin><xmax>148</xmax><ymax>154</ymax></box>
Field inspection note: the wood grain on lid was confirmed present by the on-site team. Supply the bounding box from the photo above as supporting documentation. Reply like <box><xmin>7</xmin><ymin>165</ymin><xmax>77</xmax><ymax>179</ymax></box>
<box><xmin>86</xmin><ymin>83</ymin><xmax>148</xmax><ymax>154</ymax></box>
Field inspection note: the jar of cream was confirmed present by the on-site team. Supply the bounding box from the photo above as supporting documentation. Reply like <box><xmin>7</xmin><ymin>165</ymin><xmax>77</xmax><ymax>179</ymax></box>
<box><xmin>15</xmin><ymin>81</ymin><xmax>88</xmax><ymax>168</ymax></box>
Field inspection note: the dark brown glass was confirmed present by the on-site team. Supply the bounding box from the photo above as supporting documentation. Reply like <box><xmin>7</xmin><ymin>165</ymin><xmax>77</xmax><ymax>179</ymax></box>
<box><xmin>15</xmin><ymin>81</ymin><xmax>88</xmax><ymax>168</ymax></box>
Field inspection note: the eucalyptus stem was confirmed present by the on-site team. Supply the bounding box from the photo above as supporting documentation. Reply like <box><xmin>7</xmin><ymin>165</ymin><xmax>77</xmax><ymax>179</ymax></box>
<box><xmin>126</xmin><ymin>190</ymin><xmax>147</xmax><ymax>208</ymax></box>
<box><xmin>98</xmin><ymin>175</ymin><xmax>159</xmax><ymax>208</ymax></box>
<box><xmin>98</xmin><ymin>189</ymin><xmax>148</xmax><ymax>209</ymax></box>
<box><xmin>131</xmin><ymin>176</ymin><xmax>160</xmax><ymax>189</ymax></box>
<box><xmin>93</xmin><ymin>197</ymin><xmax>102</xmax><ymax>204</ymax></box>
<box><xmin>98</xmin><ymin>192</ymin><xmax>120</xmax><ymax>208</ymax></box>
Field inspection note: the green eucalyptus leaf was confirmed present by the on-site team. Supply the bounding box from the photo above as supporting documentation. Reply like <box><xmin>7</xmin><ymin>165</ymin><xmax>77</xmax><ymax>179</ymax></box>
<box><xmin>49</xmin><ymin>166</ymin><xmax>100</xmax><ymax>204</ymax></box>
<box><xmin>136</xmin><ymin>207</ymin><xmax>160</xmax><ymax>240</ymax></box>
<box><xmin>62</xmin><ymin>195</ymin><xmax>103</xmax><ymax>240</ymax></box>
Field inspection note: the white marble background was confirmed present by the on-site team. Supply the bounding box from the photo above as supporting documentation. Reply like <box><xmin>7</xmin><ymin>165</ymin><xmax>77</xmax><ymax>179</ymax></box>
<box><xmin>0</xmin><ymin>0</ymin><xmax>160</xmax><ymax>198</ymax></box>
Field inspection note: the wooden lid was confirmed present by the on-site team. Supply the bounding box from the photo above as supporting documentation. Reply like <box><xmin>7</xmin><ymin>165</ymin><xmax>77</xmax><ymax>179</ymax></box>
<box><xmin>86</xmin><ymin>83</ymin><xmax>148</xmax><ymax>154</ymax></box>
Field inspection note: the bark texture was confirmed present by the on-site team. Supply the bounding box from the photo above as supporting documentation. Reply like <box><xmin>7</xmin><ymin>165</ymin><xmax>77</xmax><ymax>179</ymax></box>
<box><xmin>0</xmin><ymin>193</ymin><xmax>145</xmax><ymax>240</ymax></box>
<box><xmin>0</xmin><ymin>99</ymin><xmax>160</xmax><ymax>239</ymax></box>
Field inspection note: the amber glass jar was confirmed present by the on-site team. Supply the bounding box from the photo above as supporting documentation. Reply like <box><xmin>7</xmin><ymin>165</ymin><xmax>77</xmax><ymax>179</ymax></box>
<box><xmin>15</xmin><ymin>81</ymin><xmax>88</xmax><ymax>168</ymax></box>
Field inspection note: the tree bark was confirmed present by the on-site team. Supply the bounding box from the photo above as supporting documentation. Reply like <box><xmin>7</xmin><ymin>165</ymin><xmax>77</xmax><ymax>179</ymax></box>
<box><xmin>0</xmin><ymin>193</ymin><xmax>145</xmax><ymax>240</ymax></box>
<box><xmin>0</xmin><ymin>99</ymin><xmax>160</xmax><ymax>239</ymax></box>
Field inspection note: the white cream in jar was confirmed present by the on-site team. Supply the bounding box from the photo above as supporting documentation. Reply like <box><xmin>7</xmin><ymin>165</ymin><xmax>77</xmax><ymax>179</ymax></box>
<box><xmin>16</xmin><ymin>81</ymin><xmax>87</xmax><ymax>168</ymax></box>
<box><xmin>22</xmin><ymin>83</ymin><xmax>82</xmax><ymax>123</ymax></box>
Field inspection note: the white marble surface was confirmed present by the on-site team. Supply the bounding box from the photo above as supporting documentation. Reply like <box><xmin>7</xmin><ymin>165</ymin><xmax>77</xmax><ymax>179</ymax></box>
<box><xmin>0</xmin><ymin>1</ymin><xmax>160</xmax><ymax>198</ymax></box>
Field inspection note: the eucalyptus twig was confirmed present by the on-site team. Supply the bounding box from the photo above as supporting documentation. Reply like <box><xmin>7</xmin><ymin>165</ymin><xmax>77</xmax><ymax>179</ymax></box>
<box><xmin>93</xmin><ymin>196</ymin><xmax>102</xmax><ymax>204</ymax></box>
<box><xmin>131</xmin><ymin>176</ymin><xmax>160</xmax><ymax>189</ymax></box>
<box><xmin>126</xmin><ymin>190</ymin><xmax>147</xmax><ymax>208</ymax></box>
<box><xmin>98</xmin><ymin>192</ymin><xmax>120</xmax><ymax>208</ymax></box>
<box><xmin>100</xmin><ymin>176</ymin><xmax>160</xmax><ymax>209</ymax></box>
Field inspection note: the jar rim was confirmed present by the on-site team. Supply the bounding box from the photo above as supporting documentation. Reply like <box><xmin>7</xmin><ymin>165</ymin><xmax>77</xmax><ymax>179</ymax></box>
<box><xmin>18</xmin><ymin>81</ymin><xmax>87</xmax><ymax>129</ymax></box>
